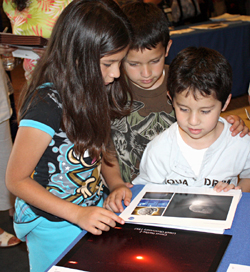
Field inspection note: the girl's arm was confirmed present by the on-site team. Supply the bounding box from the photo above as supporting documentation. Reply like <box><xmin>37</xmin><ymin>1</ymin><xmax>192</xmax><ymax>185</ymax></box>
<box><xmin>102</xmin><ymin>156</ymin><xmax>132</xmax><ymax>213</ymax></box>
<box><xmin>6</xmin><ymin>127</ymin><xmax>124</xmax><ymax>235</ymax></box>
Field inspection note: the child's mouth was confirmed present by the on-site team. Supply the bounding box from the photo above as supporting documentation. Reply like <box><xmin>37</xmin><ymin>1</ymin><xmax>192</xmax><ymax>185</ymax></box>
<box><xmin>141</xmin><ymin>79</ymin><xmax>153</xmax><ymax>84</ymax></box>
<box><xmin>189</xmin><ymin>128</ymin><xmax>202</xmax><ymax>134</ymax></box>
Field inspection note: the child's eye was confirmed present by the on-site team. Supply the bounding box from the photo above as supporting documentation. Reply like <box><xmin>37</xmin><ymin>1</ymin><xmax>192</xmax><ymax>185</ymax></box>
<box><xmin>151</xmin><ymin>59</ymin><xmax>160</xmax><ymax>64</ymax></box>
<box><xmin>201</xmin><ymin>110</ymin><xmax>211</xmax><ymax>114</ymax></box>
<box><xmin>128</xmin><ymin>62</ymin><xmax>137</xmax><ymax>67</ymax></box>
<box><xmin>103</xmin><ymin>63</ymin><xmax>111</xmax><ymax>67</ymax></box>
<box><xmin>180</xmin><ymin>107</ymin><xmax>188</xmax><ymax>112</ymax></box>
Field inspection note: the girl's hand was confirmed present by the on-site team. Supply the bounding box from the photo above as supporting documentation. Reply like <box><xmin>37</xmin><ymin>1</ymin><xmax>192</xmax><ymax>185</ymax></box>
<box><xmin>224</xmin><ymin>115</ymin><xmax>250</xmax><ymax>137</ymax></box>
<box><xmin>75</xmin><ymin>206</ymin><xmax>125</xmax><ymax>235</ymax></box>
<box><xmin>103</xmin><ymin>184</ymin><xmax>132</xmax><ymax>213</ymax></box>
<box><xmin>214</xmin><ymin>181</ymin><xmax>236</xmax><ymax>192</ymax></box>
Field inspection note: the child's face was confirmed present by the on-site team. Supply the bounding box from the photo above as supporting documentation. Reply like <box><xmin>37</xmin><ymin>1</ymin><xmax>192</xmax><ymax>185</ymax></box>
<box><xmin>100</xmin><ymin>46</ymin><xmax>129</xmax><ymax>85</ymax></box>
<box><xmin>171</xmin><ymin>90</ymin><xmax>231</xmax><ymax>148</ymax></box>
<box><xmin>123</xmin><ymin>41</ymin><xmax>172</xmax><ymax>90</ymax></box>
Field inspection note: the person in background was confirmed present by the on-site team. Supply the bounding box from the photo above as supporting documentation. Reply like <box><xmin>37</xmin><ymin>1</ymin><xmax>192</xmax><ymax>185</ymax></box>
<box><xmin>247</xmin><ymin>0</ymin><xmax>250</xmax><ymax>14</ymax></box>
<box><xmin>225</xmin><ymin>0</ymin><xmax>247</xmax><ymax>15</ymax></box>
<box><xmin>0</xmin><ymin>47</ymin><xmax>20</xmax><ymax>247</ymax></box>
<box><xmin>197</xmin><ymin>0</ymin><xmax>214</xmax><ymax>21</ymax></box>
<box><xmin>248</xmin><ymin>83</ymin><xmax>250</xmax><ymax>105</ymax></box>
<box><xmin>212</xmin><ymin>0</ymin><xmax>227</xmax><ymax>16</ymax></box>
<box><xmin>0</xmin><ymin>13</ymin><xmax>18</xmax><ymax>141</ymax></box>
<box><xmin>133</xmin><ymin>47</ymin><xmax>250</xmax><ymax>192</ymax></box>
<box><xmin>103</xmin><ymin>1</ymin><xmax>249</xmax><ymax>212</ymax></box>
<box><xmin>5</xmin><ymin>0</ymin><xmax>132</xmax><ymax>271</ymax></box>
<box><xmin>3</xmin><ymin>0</ymin><xmax>72</xmax><ymax>81</ymax></box>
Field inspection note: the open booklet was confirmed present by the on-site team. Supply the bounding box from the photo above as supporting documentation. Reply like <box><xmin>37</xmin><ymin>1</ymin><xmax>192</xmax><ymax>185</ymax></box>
<box><xmin>50</xmin><ymin>223</ymin><xmax>232</xmax><ymax>272</ymax></box>
<box><xmin>120</xmin><ymin>184</ymin><xmax>242</xmax><ymax>234</ymax></box>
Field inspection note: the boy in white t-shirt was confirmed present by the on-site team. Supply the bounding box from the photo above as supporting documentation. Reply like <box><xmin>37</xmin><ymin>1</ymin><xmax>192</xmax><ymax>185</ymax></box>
<box><xmin>133</xmin><ymin>47</ymin><xmax>250</xmax><ymax>192</ymax></box>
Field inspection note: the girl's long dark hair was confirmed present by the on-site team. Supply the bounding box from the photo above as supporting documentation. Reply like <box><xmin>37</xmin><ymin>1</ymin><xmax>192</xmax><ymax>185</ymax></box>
<box><xmin>18</xmin><ymin>0</ymin><xmax>132</xmax><ymax>161</ymax></box>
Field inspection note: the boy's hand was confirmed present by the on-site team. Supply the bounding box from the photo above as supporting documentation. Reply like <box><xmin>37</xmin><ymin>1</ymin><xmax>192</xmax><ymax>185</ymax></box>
<box><xmin>224</xmin><ymin>115</ymin><xmax>249</xmax><ymax>137</ymax></box>
<box><xmin>103</xmin><ymin>184</ymin><xmax>132</xmax><ymax>213</ymax></box>
<box><xmin>213</xmin><ymin>181</ymin><xmax>240</xmax><ymax>192</ymax></box>
<box><xmin>75</xmin><ymin>206</ymin><xmax>125</xmax><ymax>235</ymax></box>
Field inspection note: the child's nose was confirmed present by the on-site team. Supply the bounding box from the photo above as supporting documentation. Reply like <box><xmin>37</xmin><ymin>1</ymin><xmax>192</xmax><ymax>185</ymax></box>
<box><xmin>188</xmin><ymin>113</ymin><xmax>200</xmax><ymax>126</ymax></box>
<box><xmin>141</xmin><ymin>65</ymin><xmax>151</xmax><ymax>78</ymax></box>
<box><xmin>110</xmin><ymin>66</ymin><xmax>120</xmax><ymax>79</ymax></box>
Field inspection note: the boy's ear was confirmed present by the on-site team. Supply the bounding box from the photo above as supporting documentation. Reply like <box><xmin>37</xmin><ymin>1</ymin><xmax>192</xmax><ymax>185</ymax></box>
<box><xmin>221</xmin><ymin>94</ymin><xmax>232</xmax><ymax>112</ymax></box>
<box><xmin>165</xmin><ymin>40</ymin><xmax>172</xmax><ymax>58</ymax></box>
<box><xmin>167</xmin><ymin>91</ymin><xmax>172</xmax><ymax>102</ymax></box>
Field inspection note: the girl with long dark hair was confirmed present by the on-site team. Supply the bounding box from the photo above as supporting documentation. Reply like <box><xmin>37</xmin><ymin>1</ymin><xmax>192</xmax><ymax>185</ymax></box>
<box><xmin>6</xmin><ymin>0</ymin><xmax>132</xmax><ymax>270</ymax></box>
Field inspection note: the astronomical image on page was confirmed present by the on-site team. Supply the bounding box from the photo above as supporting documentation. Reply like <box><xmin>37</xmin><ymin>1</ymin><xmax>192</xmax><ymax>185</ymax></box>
<box><xmin>131</xmin><ymin>192</ymin><xmax>233</xmax><ymax>220</ymax></box>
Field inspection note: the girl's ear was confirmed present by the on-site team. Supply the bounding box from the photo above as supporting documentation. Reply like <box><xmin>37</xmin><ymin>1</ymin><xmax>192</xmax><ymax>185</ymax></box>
<box><xmin>222</xmin><ymin>94</ymin><xmax>232</xmax><ymax>112</ymax></box>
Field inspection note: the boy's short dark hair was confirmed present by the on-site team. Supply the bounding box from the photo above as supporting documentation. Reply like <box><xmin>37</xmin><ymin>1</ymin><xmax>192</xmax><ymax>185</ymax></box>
<box><xmin>167</xmin><ymin>47</ymin><xmax>232</xmax><ymax>107</ymax></box>
<box><xmin>121</xmin><ymin>2</ymin><xmax>170</xmax><ymax>51</ymax></box>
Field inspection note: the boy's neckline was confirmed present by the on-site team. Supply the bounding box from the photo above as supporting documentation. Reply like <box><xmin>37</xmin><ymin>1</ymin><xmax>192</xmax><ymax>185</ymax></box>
<box><xmin>128</xmin><ymin>69</ymin><xmax>167</xmax><ymax>98</ymax></box>
<box><xmin>131</xmin><ymin>69</ymin><xmax>165</xmax><ymax>91</ymax></box>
